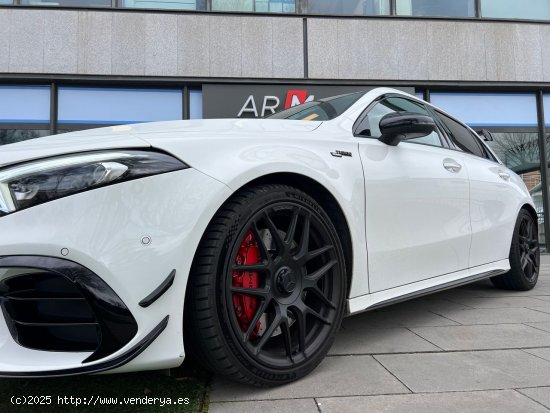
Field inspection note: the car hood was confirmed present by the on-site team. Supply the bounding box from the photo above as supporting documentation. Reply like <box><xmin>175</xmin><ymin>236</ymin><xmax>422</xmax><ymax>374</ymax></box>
<box><xmin>0</xmin><ymin>119</ymin><xmax>321</xmax><ymax>168</ymax></box>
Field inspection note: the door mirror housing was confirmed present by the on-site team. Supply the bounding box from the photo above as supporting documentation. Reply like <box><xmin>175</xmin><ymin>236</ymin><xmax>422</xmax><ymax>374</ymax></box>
<box><xmin>378</xmin><ymin>112</ymin><xmax>436</xmax><ymax>146</ymax></box>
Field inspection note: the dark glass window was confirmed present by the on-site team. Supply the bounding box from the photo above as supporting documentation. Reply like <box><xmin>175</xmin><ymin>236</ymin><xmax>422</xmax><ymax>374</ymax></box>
<box><xmin>256</xmin><ymin>0</ymin><xmax>295</xmax><ymax>12</ymax></box>
<box><xmin>0</xmin><ymin>129</ymin><xmax>50</xmax><ymax>146</ymax></box>
<box><xmin>122</xmin><ymin>0</ymin><xmax>206</xmax><ymax>10</ymax></box>
<box><xmin>436</xmin><ymin>112</ymin><xmax>487</xmax><ymax>158</ymax></box>
<box><xmin>481</xmin><ymin>0</ymin><xmax>550</xmax><ymax>20</ymax></box>
<box><xmin>306</xmin><ymin>0</ymin><xmax>390</xmax><ymax>15</ymax></box>
<box><xmin>357</xmin><ymin>97</ymin><xmax>442</xmax><ymax>147</ymax></box>
<box><xmin>268</xmin><ymin>92</ymin><xmax>364</xmax><ymax>121</ymax></box>
<box><xmin>396</xmin><ymin>0</ymin><xmax>475</xmax><ymax>17</ymax></box>
<box><xmin>20</xmin><ymin>0</ymin><xmax>111</xmax><ymax>6</ymax></box>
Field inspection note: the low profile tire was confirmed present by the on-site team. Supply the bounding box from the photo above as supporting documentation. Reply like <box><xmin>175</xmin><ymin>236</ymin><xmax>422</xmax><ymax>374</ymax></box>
<box><xmin>491</xmin><ymin>209</ymin><xmax>540</xmax><ymax>291</ymax></box>
<box><xmin>184</xmin><ymin>184</ymin><xmax>347</xmax><ymax>386</ymax></box>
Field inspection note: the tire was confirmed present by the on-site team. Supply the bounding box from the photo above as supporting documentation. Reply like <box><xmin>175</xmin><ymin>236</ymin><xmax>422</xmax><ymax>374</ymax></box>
<box><xmin>491</xmin><ymin>209</ymin><xmax>540</xmax><ymax>291</ymax></box>
<box><xmin>184</xmin><ymin>184</ymin><xmax>347</xmax><ymax>386</ymax></box>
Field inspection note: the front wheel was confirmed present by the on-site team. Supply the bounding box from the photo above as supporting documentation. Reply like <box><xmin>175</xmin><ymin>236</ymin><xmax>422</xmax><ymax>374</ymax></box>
<box><xmin>184</xmin><ymin>184</ymin><xmax>347</xmax><ymax>386</ymax></box>
<box><xmin>491</xmin><ymin>209</ymin><xmax>540</xmax><ymax>291</ymax></box>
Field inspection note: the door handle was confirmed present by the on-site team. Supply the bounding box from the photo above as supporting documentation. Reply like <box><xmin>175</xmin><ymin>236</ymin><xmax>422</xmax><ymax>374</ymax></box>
<box><xmin>498</xmin><ymin>171</ymin><xmax>511</xmax><ymax>181</ymax></box>
<box><xmin>443</xmin><ymin>158</ymin><xmax>462</xmax><ymax>173</ymax></box>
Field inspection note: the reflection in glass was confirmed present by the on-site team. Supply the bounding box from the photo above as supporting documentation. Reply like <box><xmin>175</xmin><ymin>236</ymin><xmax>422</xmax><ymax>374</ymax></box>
<box><xmin>122</xmin><ymin>0</ymin><xmax>205</xmax><ymax>10</ymax></box>
<box><xmin>20</xmin><ymin>0</ymin><xmax>111</xmax><ymax>6</ymax></box>
<box><xmin>211</xmin><ymin>0</ymin><xmax>253</xmax><ymax>11</ymax></box>
<box><xmin>0</xmin><ymin>129</ymin><xmax>50</xmax><ymax>146</ymax></box>
<box><xmin>255</xmin><ymin>0</ymin><xmax>295</xmax><ymax>13</ymax></box>
<box><xmin>486</xmin><ymin>132</ymin><xmax>546</xmax><ymax>248</ymax></box>
<box><xmin>396</xmin><ymin>0</ymin><xmax>475</xmax><ymax>17</ymax></box>
<box><xmin>306</xmin><ymin>0</ymin><xmax>390</xmax><ymax>15</ymax></box>
<box><xmin>481</xmin><ymin>0</ymin><xmax>550</xmax><ymax>20</ymax></box>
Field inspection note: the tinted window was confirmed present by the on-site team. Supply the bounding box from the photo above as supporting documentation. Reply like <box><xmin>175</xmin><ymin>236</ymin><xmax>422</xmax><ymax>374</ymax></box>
<box><xmin>307</xmin><ymin>0</ymin><xmax>390</xmax><ymax>15</ymax></box>
<box><xmin>481</xmin><ymin>0</ymin><xmax>550</xmax><ymax>20</ymax></box>
<box><xmin>357</xmin><ymin>97</ymin><xmax>442</xmax><ymax>147</ymax></box>
<box><xmin>268</xmin><ymin>92</ymin><xmax>365</xmax><ymax>121</ymax></box>
<box><xmin>437</xmin><ymin>111</ymin><xmax>487</xmax><ymax>158</ymax></box>
<box><xmin>396</xmin><ymin>0</ymin><xmax>475</xmax><ymax>17</ymax></box>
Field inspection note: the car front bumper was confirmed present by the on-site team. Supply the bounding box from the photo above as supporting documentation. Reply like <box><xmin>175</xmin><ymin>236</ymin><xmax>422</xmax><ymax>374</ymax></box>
<box><xmin>0</xmin><ymin>167</ymin><xmax>231</xmax><ymax>376</ymax></box>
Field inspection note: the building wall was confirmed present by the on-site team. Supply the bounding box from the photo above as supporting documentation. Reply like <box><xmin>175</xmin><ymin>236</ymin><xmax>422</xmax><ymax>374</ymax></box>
<box><xmin>2</xmin><ymin>8</ymin><xmax>550</xmax><ymax>82</ymax></box>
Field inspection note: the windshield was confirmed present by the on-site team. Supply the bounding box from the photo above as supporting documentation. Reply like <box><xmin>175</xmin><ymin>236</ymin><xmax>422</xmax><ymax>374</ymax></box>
<box><xmin>267</xmin><ymin>91</ymin><xmax>365</xmax><ymax>121</ymax></box>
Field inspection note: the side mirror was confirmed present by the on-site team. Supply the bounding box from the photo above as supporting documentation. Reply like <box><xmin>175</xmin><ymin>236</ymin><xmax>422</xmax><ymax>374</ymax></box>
<box><xmin>378</xmin><ymin>112</ymin><xmax>436</xmax><ymax>146</ymax></box>
<box><xmin>476</xmin><ymin>129</ymin><xmax>494</xmax><ymax>141</ymax></box>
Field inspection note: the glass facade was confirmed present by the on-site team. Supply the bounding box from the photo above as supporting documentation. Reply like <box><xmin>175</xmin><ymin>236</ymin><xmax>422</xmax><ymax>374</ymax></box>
<box><xmin>0</xmin><ymin>86</ymin><xmax>50</xmax><ymax>146</ymax></box>
<box><xmin>122</xmin><ymin>0</ymin><xmax>203</xmax><ymax>10</ymax></box>
<box><xmin>306</xmin><ymin>0</ymin><xmax>389</xmax><ymax>15</ymax></box>
<box><xmin>20</xmin><ymin>0</ymin><xmax>111</xmax><ymax>6</ymax></box>
<box><xmin>396</xmin><ymin>0</ymin><xmax>475</xmax><ymax>17</ymax></box>
<box><xmin>481</xmin><ymin>0</ymin><xmax>550</xmax><ymax>20</ymax></box>
<box><xmin>5</xmin><ymin>0</ymin><xmax>550</xmax><ymax>20</ymax></box>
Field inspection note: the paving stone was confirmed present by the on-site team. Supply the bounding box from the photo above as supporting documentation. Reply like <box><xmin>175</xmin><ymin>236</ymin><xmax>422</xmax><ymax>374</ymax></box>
<box><xmin>434</xmin><ymin>307</ymin><xmax>550</xmax><ymax>325</ymax></box>
<box><xmin>523</xmin><ymin>347</ymin><xmax>550</xmax><ymax>362</ymax></box>
<box><xmin>209</xmin><ymin>398</ymin><xmax>319</xmax><ymax>413</ymax></box>
<box><xmin>444</xmin><ymin>296</ymin><xmax>549</xmax><ymax>309</ymax></box>
<box><xmin>517</xmin><ymin>387</ymin><xmax>550</xmax><ymax>409</ymax></box>
<box><xmin>318</xmin><ymin>390</ymin><xmax>549</xmax><ymax>413</ymax></box>
<box><xmin>411</xmin><ymin>324</ymin><xmax>550</xmax><ymax>350</ymax></box>
<box><xmin>209</xmin><ymin>355</ymin><xmax>409</xmax><ymax>402</ymax></box>
<box><xmin>329</xmin><ymin>326</ymin><xmax>440</xmax><ymax>355</ymax></box>
<box><xmin>375</xmin><ymin>349</ymin><xmax>550</xmax><ymax>392</ymax></box>
<box><xmin>526</xmin><ymin>322</ymin><xmax>550</xmax><ymax>333</ymax></box>
<box><xmin>348</xmin><ymin>307</ymin><xmax>459</xmax><ymax>328</ymax></box>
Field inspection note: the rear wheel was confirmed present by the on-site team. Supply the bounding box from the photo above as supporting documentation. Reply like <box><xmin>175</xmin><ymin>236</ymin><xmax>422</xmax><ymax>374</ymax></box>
<box><xmin>184</xmin><ymin>184</ymin><xmax>347</xmax><ymax>386</ymax></box>
<box><xmin>491</xmin><ymin>209</ymin><xmax>539</xmax><ymax>291</ymax></box>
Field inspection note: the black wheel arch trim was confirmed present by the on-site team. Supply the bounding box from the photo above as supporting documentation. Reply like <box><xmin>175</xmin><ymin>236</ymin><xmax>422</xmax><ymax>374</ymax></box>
<box><xmin>0</xmin><ymin>315</ymin><xmax>169</xmax><ymax>378</ymax></box>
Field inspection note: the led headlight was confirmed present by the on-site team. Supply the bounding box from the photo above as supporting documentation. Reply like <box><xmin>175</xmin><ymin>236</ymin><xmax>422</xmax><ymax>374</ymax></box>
<box><xmin>0</xmin><ymin>150</ymin><xmax>188</xmax><ymax>215</ymax></box>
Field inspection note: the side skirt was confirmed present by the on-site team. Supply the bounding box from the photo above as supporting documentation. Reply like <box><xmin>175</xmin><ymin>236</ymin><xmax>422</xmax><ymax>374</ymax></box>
<box><xmin>347</xmin><ymin>262</ymin><xmax>509</xmax><ymax>316</ymax></box>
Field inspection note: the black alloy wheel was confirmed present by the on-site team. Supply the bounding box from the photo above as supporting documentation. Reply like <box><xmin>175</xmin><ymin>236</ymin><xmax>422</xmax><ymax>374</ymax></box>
<box><xmin>492</xmin><ymin>209</ymin><xmax>540</xmax><ymax>291</ymax></box>
<box><xmin>184</xmin><ymin>184</ymin><xmax>347</xmax><ymax>386</ymax></box>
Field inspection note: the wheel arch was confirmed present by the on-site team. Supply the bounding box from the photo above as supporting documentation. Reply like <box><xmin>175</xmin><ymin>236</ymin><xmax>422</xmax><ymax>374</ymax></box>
<box><xmin>235</xmin><ymin>172</ymin><xmax>354</xmax><ymax>298</ymax></box>
<box><xmin>521</xmin><ymin>203</ymin><xmax>538</xmax><ymax>226</ymax></box>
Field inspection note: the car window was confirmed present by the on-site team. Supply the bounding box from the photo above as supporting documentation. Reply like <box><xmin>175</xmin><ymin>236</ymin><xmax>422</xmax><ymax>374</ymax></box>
<box><xmin>267</xmin><ymin>92</ymin><xmax>365</xmax><ymax>120</ymax></box>
<box><xmin>356</xmin><ymin>97</ymin><xmax>442</xmax><ymax>147</ymax></box>
<box><xmin>436</xmin><ymin>111</ymin><xmax>489</xmax><ymax>159</ymax></box>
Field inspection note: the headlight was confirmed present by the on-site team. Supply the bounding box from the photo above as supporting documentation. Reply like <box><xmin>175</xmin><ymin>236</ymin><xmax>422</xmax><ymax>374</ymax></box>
<box><xmin>0</xmin><ymin>150</ymin><xmax>188</xmax><ymax>215</ymax></box>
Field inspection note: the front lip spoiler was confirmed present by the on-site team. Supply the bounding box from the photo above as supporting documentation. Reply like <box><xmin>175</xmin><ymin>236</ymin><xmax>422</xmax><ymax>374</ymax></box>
<box><xmin>0</xmin><ymin>315</ymin><xmax>169</xmax><ymax>378</ymax></box>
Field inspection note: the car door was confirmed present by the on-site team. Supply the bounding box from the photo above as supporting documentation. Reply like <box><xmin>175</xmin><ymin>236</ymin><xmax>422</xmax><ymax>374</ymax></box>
<box><xmin>433</xmin><ymin>110</ymin><xmax>520</xmax><ymax>268</ymax></box>
<box><xmin>356</xmin><ymin>96</ymin><xmax>471</xmax><ymax>292</ymax></box>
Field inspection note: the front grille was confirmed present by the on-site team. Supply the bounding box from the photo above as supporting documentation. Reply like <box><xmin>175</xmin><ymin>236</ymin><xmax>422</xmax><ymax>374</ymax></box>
<box><xmin>1</xmin><ymin>271</ymin><xmax>100</xmax><ymax>352</ymax></box>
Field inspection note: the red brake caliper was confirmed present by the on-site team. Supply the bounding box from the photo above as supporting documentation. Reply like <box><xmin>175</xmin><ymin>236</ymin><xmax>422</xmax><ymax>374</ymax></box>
<box><xmin>232</xmin><ymin>230</ymin><xmax>261</xmax><ymax>339</ymax></box>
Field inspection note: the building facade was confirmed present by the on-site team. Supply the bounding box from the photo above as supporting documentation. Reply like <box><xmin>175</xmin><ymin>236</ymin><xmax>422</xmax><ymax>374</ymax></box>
<box><xmin>2</xmin><ymin>0</ymin><xmax>550</xmax><ymax>247</ymax></box>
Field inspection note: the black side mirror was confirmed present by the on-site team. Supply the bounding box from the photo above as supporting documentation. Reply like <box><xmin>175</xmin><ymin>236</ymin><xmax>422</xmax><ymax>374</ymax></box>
<box><xmin>476</xmin><ymin>129</ymin><xmax>494</xmax><ymax>141</ymax></box>
<box><xmin>378</xmin><ymin>112</ymin><xmax>436</xmax><ymax>146</ymax></box>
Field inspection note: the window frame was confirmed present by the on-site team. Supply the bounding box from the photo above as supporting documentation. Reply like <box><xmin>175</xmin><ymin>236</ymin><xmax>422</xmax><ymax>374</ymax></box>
<box><xmin>352</xmin><ymin>93</ymin><xmax>448</xmax><ymax>149</ymax></box>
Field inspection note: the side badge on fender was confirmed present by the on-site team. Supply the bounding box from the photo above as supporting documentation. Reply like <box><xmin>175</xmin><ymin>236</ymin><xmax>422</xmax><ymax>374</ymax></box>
<box><xmin>331</xmin><ymin>150</ymin><xmax>353</xmax><ymax>158</ymax></box>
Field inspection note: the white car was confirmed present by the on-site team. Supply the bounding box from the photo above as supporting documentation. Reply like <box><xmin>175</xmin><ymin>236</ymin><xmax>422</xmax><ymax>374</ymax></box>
<box><xmin>0</xmin><ymin>88</ymin><xmax>539</xmax><ymax>386</ymax></box>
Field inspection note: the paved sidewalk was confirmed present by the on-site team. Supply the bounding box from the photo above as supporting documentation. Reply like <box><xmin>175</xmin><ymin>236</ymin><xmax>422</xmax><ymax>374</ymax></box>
<box><xmin>209</xmin><ymin>256</ymin><xmax>550</xmax><ymax>412</ymax></box>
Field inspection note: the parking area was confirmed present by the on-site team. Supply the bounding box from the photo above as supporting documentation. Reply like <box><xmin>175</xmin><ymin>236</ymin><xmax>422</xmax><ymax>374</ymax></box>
<box><xmin>209</xmin><ymin>255</ymin><xmax>550</xmax><ymax>412</ymax></box>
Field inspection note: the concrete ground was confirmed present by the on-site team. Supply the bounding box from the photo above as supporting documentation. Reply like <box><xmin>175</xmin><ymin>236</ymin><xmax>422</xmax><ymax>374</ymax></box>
<box><xmin>209</xmin><ymin>255</ymin><xmax>550</xmax><ymax>412</ymax></box>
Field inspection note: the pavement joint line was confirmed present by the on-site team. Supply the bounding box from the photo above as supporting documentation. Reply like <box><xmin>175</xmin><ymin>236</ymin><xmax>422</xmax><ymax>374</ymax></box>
<box><xmin>326</xmin><ymin>346</ymin><xmax>550</xmax><ymax>357</ymax></box>
<box><xmin>426</xmin><ymin>308</ymin><xmax>464</xmax><ymax>325</ymax></box>
<box><xmin>313</xmin><ymin>397</ymin><xmax>322</xmax><ymax>413</ymax></box>
<box><xmin>405</xmin><ymin>326</ymin><xmax>446</xmax><ymax>351</ymax></box>
<box><xmin>519</xmin><ymin>348</ymin><xmax>550</xmax><ymax>363</ymax></box>
<box><xmin>520</xmin><ymin>323</ymin><xmax>550</xmax><ymax>334</ymax></box>
<box><xmin>515</xmin><ymin>389</ymin><xmax>550</xmax><ymax>411</ymax></box>
<box><xmin>371</xmin><ymin>355</ymin><xmax>414</xmax><ymax>394</ymax></box>
<box><xmin>528</xmin><ymin>307</ymin><xmax>550</xmax><ymax>316</ymax></box>
<box><xmin>438</xmin><ymin>296</ymin><xmax>475</xmax><ymax>309</ymax></box>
